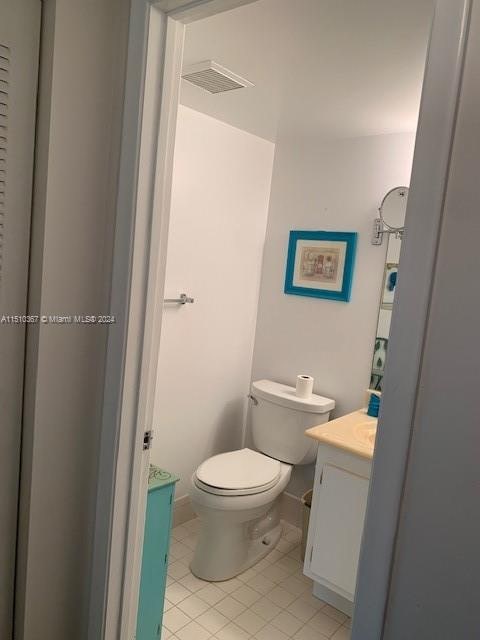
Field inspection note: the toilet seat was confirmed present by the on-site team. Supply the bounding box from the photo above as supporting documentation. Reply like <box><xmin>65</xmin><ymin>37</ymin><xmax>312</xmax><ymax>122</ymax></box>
<box><xmin>194</xmin><ymin>448</ymin><xmax>281</xmax><ymax>496</ymax></box>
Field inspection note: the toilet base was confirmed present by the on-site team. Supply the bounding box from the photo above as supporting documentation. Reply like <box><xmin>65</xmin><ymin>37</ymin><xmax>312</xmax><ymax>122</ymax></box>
<box><xmin>190</xmin><ymin>504</ymin><xmax>283</xmax><ymax>582</ymax></box>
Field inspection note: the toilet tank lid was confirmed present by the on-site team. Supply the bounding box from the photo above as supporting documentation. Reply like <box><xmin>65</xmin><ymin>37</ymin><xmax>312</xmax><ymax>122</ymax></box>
<box><xmin>252</xmin><ymin>379</ymin><xmax>335</xmax><ymax>414</ymax></box>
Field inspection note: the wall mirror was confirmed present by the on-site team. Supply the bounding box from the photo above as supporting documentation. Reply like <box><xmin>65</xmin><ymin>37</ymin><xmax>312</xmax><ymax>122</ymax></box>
<box><xmin>372</xmin><ymin>186</ymin><xmax>408</xmax><ymax>244</ymax></box>
<box><xmin>370</xmin><ymin>186</ymin><xmax>409</xmax><ymax>390</ymax></box>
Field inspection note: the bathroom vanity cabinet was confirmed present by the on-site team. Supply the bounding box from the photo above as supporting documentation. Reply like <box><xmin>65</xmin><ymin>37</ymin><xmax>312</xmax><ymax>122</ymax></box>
<box><xmin>303</xmin><ymin>410</ymin><xmax>375</xmax><ymax>615</ymax></box>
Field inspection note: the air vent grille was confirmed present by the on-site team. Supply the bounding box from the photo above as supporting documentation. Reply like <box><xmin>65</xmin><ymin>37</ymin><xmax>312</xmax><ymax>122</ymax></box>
<box><xmin>0</xmin><ymin>43</ymin><xmax>9</xmax><ymax>287</ymax></box>
<box><xmin>182</xmin><ymin>60</ymin><xmax>254</xmax><ymax>94</ymax></box>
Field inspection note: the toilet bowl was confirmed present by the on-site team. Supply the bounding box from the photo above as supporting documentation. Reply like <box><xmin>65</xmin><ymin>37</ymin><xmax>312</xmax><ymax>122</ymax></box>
<box><xmin>189</xmin><ymin>380</ymin><xmax>335</xmax><ymax>581</ymax></box>
<box><xmin>190</xmin><ymin>448</ymin><xmax>292</xmax><ymax>581</ymax></box>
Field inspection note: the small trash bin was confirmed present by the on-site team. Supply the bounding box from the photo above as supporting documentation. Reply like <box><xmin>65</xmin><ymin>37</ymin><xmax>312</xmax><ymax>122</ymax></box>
<box><xmin>301</xmin><ymin>489</ymin><xmax>313</xmax><ymax>561</ymax></box>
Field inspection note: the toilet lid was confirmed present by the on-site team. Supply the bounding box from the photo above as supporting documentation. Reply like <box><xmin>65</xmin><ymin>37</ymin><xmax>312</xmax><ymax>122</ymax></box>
<box><xmin>195</xmin><ymin>448</ymin><xmax>281</xmax><ymax>494</ymax></box>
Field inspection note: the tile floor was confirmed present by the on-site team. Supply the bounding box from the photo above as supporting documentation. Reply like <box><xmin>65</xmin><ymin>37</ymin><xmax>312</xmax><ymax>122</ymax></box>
<box><xmin>163</xmin><ymin>519</ymin><xmax>351</xmax><ymax>640</ymax></box>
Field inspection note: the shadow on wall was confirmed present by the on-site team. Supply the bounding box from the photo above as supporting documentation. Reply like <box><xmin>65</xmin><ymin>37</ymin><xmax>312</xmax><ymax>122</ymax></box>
<box><xmin>211</xmin><ymin>397</ymin><xmax>247</xmax><ymax>457</ymax></box>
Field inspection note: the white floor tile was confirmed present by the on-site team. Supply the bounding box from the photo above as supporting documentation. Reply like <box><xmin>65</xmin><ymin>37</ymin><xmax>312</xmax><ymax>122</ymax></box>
<box><xmin>279</xmin><ymin>576</ymin><xmax>311</xmax><ymax>597</ymax></box>
<box><xmin>331</xmin><ymin>626</ymin><xmax>351</xmax><ymax>640</ymax></box>
<box><xmin>276</xmin><ymin>538</ymin><xmax>297</xmax><ymax>554</ymax></box>
<box><xmin>277</xmin><ymin>556</ymin><xmax>302</xmax><ymax>575</ymax></box>
<box><xmin>270</xmin><ymin>610</ymin><xmax>303</xmax><ymax>636</ymax></box>
<box><xmin>183</xmin><ymin>518</ymin><xmax>201</xmax><ymax>533</ymax></box>
<box><xmin>170</xmin><ymin>541</ymin><xmax>191</xmax><ymax>560</ymax></box>
<box><xmin>236</xmin><ymin>567</ymin><xmax>258</xmax><ymax>583</ymax></box>
<box><xmin>197</xmin><ymin>583</ymin><xmax>226</xmax><ymax>606</ymax></box>
<box><xmin>254</xmin><ymin>623</ymin><xmax>290</xmax><ymax>640</ymax></box>
<box><xmin>182</xmin><ymin>535</ymin><xmax>198</xmax><ymax>551</ymax></box>
<box><xmin>214</xmin><ymin>596</ymin><xmax>247</xmax><ymax>620</ymax></box>
<box><xmin>176</xmin><ymin>620</ymin><xmax>211</xmax><ymax>640</ymax></box>
<box><xmin>234</xmin><ymin>609</ymin><xmax>266</xmax><ymax>635</ymax></box>
<box><xmin>166</xmin><ymin>582</ymin><xmax>192</xmax><ymax>605</ymax></box>
<box><xmin>162</xmin><ymin>516</ymin><xmax>345</xmax><ymax>640</ymax></box>
<box><xmin>322</xmin><ymin>604</ymin><xmax>348</xmax><ymax>624</ymax></box>
<box><xmin>178</xmin><ymin>572</ymin><xmax>209</xmax><ymax>593</ymax></box>
<box><xmin>296</xmin><ymin>591</ymin><xmax>327</xmax><ymax>611</ymax></box>
<box><xmin>263</xmin><ymin>549</ymin><xmax>284</xmax><ymax>564</ymax></box>
<box><xmin>308</xmin><ymin>610</ymin><xmax>343</xmax><ymax>637</ymax></box>
<box><xmin>196</xmin><ymin>608</ymin><xmax>230</xmax><ymax>634</ymax></box>
<box><xmin>171</xmin><ymin>525</ymin><xmax>190</xmax><ymax>541</ymax></box>
<box><xmin>286</xmin><ymin>597</ymin><xmax>318</xmax><ymax>623</ymax></box>
<box><xmin>261</xmin><ymin>563</ymin><xmax>290</xmax><ymax>584</ymax></box>
<box><xmin>164</xmin><ymin>598</ymin><xmax>174</xmax><ymax>612</ymax></box>
<box><xmin>231</xmin><ymin>584</ymin><xmax>261</xmax><ymax>607</ymax></box>
<box><xmin>163</xmin><ymin>607</ymin><xmax>192</xmax><ymax>633</ymax></box>
<box><xmin>287</xmin><ymin>546</ymin><xmax>302</xmax><ymax>561</ymax></box>
<box><xmin>217</xmin><ymin>577</ymin><xmax>243</xmax><ymax>594</ymax></box>
<box><xmin>249</xmin><ymin>596</ymin><xmax>282</xmax><ymax>622</ymax></box>
<box><xmin>293</xmin><ymin>624</ymin><xmax>329</xmax><ymax>640</ymax></box>
<box><xmin>253</xmin><ymin>557</ymin><xmax>271</xmax><ymax>572</ymax></box>
<box><xmin>266</xmin><ymin>585</ymin><xmax>297</xmax><ymax>608</ymax></box>
<box><xmin>246</xmin><ymin>572</ymin><xmax>276</xmax><ymax>595</ymax></box>
<box><xmin>285</xmin><ymin>529</ymin><xmax>302</xmax><ymax>544</ymax></box>
<box><xmin>177</xmin><ymin>594</ymin><xmax>210</xmax><ymax>618</ymax></box>
<box><xmin>292</xmin><ymin>569</ymin><xmax>314</xmax><ymax>586</ymax></box>
<box><xmin>215</xmin><ymin>622</ymin><xmax>251</xmax><ymax>640</ymax></box>
<box><xmin>168</xmin><ymin>561</ymin><xmax>191</xmax><ymax>581</ymax></box>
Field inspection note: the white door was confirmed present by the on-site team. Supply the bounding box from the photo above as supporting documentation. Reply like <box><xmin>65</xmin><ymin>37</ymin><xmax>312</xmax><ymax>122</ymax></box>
<box><xmin>0</xmin><ymin>1</ymin><xmax>41</xmax><ymax>636</ymax></box>
<box><xmin>310</xmin><ymin>465</ymin><xmax>369</xmax><ymax>599</ymax></box>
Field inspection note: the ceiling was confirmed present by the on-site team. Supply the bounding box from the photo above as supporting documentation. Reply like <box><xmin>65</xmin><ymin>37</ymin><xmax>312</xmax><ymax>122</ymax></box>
<box><xmin>180</xmin><ymin>0</ymin><xmax>433</xmax><ymax>142</ymax></box>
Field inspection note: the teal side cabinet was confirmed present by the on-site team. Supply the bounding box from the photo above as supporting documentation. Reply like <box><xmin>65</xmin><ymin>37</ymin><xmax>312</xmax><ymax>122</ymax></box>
<box><xmin>136</xmin><ymin>465</ymin><xmax>178</xmax><ymax>640</ymax></box>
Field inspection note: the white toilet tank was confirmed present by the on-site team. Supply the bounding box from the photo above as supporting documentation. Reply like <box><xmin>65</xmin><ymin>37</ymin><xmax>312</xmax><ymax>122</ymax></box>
<box><xmin>250</xmin><ymin>379</ymin><xmax>335</xmax><ymax>465</ymax></box>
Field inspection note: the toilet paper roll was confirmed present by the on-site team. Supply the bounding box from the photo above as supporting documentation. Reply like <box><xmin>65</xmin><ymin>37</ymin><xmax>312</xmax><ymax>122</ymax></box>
<box><xmin>296</xmin><ymin>375</ymin><xmax>314</xmax><ymax>399</ymax></box>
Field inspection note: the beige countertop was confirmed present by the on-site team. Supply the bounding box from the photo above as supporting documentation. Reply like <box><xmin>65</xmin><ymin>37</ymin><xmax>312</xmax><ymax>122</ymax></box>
<box><xmin>305</xmin><ymin>409</ymin><xmax>377</xmax><ymax>460</ymax></box>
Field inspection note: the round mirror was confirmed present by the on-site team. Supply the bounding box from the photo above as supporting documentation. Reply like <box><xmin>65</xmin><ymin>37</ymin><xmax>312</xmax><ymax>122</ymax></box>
<box><xmin>379</xmin><ymin>186</ymin><xmax>409</xmax><ymax>231</ymax></box>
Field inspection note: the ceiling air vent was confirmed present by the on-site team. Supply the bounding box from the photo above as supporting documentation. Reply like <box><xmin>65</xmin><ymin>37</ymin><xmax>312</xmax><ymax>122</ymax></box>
<box><xmin>182</xmin><ymin>60</ymin><xmax>254</xmax><ymax>94</ymax></box>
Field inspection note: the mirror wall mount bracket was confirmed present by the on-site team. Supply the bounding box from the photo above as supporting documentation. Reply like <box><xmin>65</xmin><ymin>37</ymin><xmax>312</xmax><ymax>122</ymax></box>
<box><xmin>372</xmin><ymin>218</ymin><xmax>404</xmax><ymax>245</ymax></box>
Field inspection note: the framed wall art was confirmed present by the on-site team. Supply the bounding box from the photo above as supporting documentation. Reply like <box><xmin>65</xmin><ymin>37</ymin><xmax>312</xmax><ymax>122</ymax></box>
<box><xmin>284</xmin><ymin>230</ymin><xmax>357</xmax><ymax>302</ymax></box>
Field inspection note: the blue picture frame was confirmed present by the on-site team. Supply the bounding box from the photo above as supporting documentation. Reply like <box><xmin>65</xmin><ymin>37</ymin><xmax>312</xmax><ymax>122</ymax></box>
<box><xmin>284</xmin><ymin>230</ymin><xmax>357</xmax><ymax>302</ymax></box>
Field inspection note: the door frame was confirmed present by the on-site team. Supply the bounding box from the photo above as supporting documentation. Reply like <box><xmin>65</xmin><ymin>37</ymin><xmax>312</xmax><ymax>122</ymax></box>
<box><xmin>88</xmin><ymin>0</ymin><xmax>472</xmax><ymax>638</ymax></box>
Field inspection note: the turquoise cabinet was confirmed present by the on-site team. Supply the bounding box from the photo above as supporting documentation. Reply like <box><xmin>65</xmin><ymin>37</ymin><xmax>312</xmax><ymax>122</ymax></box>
<box><xmin>136</xmin><ymin>466</ymin><xmax>178</xmax><ymax>640</ymax></box>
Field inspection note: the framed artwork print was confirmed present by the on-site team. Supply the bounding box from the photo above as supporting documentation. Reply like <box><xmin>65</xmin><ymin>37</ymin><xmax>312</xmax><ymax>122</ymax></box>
<box><xmin>284</xmin><ymin>230</ymin><xmax>357</xmax><ymax>302</ymax></box>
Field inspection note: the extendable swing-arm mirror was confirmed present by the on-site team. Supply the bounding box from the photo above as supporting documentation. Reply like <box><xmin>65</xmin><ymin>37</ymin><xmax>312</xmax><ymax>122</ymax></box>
<box><xmin>372</xmin><ymin>186</ymin><xmax>409</xmax><ymax>245</ymax></box>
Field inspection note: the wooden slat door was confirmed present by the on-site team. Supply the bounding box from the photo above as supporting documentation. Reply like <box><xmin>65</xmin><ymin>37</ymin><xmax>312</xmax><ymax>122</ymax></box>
<box><xmin>0</xmin><ymin>1</ymin><xmax>40</xmax><ymax>636</ymax></box>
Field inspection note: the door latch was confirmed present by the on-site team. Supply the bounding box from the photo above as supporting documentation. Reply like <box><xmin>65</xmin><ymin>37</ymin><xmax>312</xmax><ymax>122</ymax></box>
<box><xmin>143</xmin><ymin>430</ymin><xmax>154</xmax><ymax>450</ymax></box>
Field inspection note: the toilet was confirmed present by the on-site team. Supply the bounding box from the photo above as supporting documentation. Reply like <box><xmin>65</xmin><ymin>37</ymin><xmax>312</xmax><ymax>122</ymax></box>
<box><xmin>189</xmin><ymin>379</ymin><xmax>335</xmax><ymax>581</ymax></box>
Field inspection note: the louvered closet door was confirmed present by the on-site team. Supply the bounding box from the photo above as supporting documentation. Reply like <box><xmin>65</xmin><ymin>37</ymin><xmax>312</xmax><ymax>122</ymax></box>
<box><xmin>0</xmin><ymin>1</ymin><xmax>40</xmax><ymax>636</ymax></box>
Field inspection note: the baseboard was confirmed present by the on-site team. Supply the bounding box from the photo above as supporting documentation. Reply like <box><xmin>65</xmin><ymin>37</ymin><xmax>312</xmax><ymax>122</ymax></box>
<box><xmin>313</xmin><ymin>581</ymin><xmax>353</xmax><ymax>617</ymax></box>
<box><xmin>280</xmin><ymin>491</ymin><xmax>303</xmax><ymax>529</ymax></box>
<box><xmin>173</xmin><ymin>495</ymin><xmax>196</xmax><ymax>527</ymax></box>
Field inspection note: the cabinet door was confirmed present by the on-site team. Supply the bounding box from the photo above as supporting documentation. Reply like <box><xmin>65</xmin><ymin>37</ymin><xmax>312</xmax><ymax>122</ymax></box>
<box><xmin>137</xmin><ymin>486</ymin><xmax>174</xmax><ymax>640</ymax></box>
<box><xmin>310</xmin><ymin>464</ymin><xmax>369</xmax><ymax>599</ymax></box>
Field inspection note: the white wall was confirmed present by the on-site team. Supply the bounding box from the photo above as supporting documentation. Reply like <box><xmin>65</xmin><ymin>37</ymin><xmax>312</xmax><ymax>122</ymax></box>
<box><xmin>251</xmin><ymin>131</ymin><xmax>416</xmax><ymax>497</ymax></box>
<box><xmin>151</xmin><ymin>105</ymin><xmax>274</xmax><ymax>498</ymax></box>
